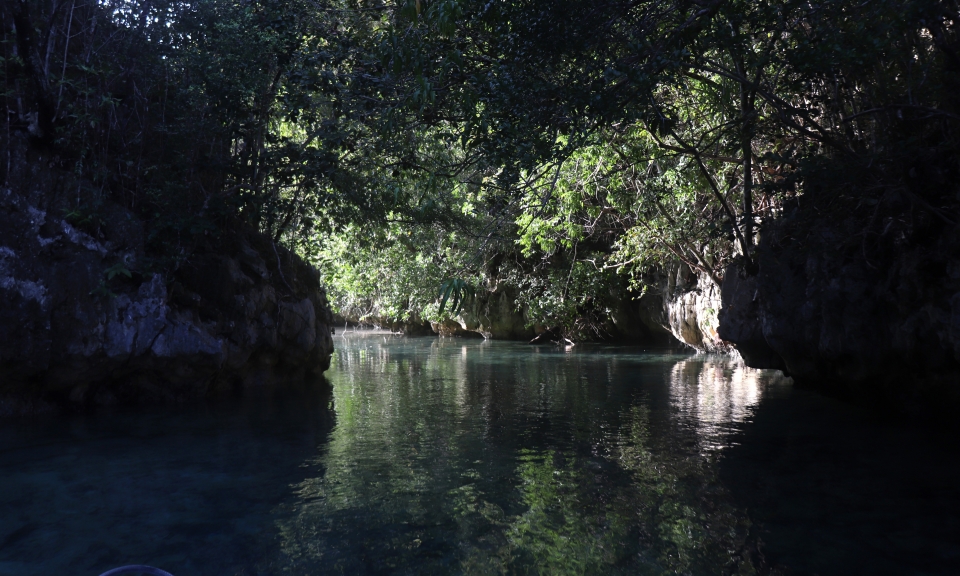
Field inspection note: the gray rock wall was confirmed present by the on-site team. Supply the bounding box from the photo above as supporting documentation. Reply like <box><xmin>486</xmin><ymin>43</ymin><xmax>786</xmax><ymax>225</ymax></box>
<box><xmin>0</xmin><ymin>186</ymin><xmax>334</xmax><ymax>415</ymax></box>
<box><xmin>718</xmin><ymin>210</ymin><xmax>960</xmax><ymax>403</ymax></box>
<box><xmin>429</xmin><ymin>267</ymin><xmax>729</xmax><ymax>350</ymax></box>
<box><xmin>450</xmin><ymin>285</ymin><xmax>536</xmax><ymax>340</ymax></box>
<box><xmin>631</xmin><ymin>263</ymin><xmax>733</xmax><ymax>353</ymax></box>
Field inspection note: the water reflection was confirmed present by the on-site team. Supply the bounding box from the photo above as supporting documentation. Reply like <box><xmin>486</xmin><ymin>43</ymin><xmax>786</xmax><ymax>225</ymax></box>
<box><xmin>268</xmin><ymin>336</ymin><xmax>785</xmax><ymax>574</ymax></box>
<box><xmin>0</xmin><ymin>381</ymin><xmax>335</xmax><ymax>576</ymax></box>
<box><xmin>670</xmin><ymin>359</ymin><xmax>791</xmax><ymax>451</ymax></box>
<box><xmin>3</xmin><ymin>336</ymin><xmax>958</xmax><ymax>575</ymax></box>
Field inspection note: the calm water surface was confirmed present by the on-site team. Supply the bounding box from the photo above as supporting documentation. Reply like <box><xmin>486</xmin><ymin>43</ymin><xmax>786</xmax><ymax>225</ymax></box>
<box><xmin>1</xmin><ymin>333</ymin><xmax>959</xmax><ymax>575</ymax></box>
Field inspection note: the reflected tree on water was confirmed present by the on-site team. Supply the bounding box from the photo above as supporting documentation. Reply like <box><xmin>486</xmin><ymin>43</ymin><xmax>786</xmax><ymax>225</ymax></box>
<box><xmin>269</xmin><ymin>342</ymin><xmax>782</xmax><ymax>574</ymax></box>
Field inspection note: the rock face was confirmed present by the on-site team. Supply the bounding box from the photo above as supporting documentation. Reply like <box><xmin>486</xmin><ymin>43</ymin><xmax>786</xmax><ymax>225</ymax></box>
<box><xmin>0</xmin><ymin>187</ymin><xmax>334</xmax><ymax>415</ymax></box>
<box><xmin>718</xmin><ymin>208</ymin><xmax>960</xmax><ymax>402</ymax></box>
<box><xmin>715</xmin><ymin>266</ymin><xmax>785</xmax><ymax>370</ymax></box>
<box><xmin>630</xmin><ymin>264</ymin><xmax>733</xmax><ymax>353</ymax></box>
<box><xmin>358</xmin><ymin>315</ymin><xmax>435</xmax><ymax>336</ymax></box>
<box><xmin>333</xmin><ymin>312</ymin><xmax>435</xmax><ymax>336</ymax></box>
<box><xmin>430</xmin><ymin>318</ymin><xmax>483</xmax><ymax>338</ymax></box>
<box><xmin>425</xmin><ymin>269</ymin><xmax>727</xmax><ymax>349</ymax></box>
<box><xmin>457</xmin><ymin>286</ymin><xmax>536</xmax><ymax>340</ymax></box>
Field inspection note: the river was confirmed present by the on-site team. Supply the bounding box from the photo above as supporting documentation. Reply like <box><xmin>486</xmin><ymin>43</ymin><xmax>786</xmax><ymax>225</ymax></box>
<box><xmin>1</xmin><ymin>332</ymin><xmax>958</xmax><ymax>575</ymax></box>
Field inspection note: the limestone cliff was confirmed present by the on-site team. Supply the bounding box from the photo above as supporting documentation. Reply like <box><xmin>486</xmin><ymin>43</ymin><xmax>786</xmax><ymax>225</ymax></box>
<box><xmin>587</xmin><ymin>263</ymin><xmax>731</xmax><ymax>352</ymax></box>
<box><xmin>432</xmin><ymin>285</ymin><xmax>535</xmax><ymax>340</ymax></box>
<box><xmin>427</xmin><ymin>268</ymin><xmax>727</xmax><ymax>350</ymax></box>
<box><xmin>718</xmin><ymin>203</ymin><xmax>960</xmax><ymax>404</ymax></box>
<box><xmin>0</xmin><ymin>186</ymin><xmax>334</xmax><ymax>415</ymax></box>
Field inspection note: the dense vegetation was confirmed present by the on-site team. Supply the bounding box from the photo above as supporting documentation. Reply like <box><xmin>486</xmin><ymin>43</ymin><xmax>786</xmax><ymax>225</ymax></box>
<box><xmin>4</xmin><ymin>0</ymin><xmax>958</xmax><ymax>339</ymax></box>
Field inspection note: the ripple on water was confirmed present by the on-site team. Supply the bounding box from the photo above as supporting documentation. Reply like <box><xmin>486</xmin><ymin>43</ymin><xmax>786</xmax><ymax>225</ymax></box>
<box><xmin>0</xmin><ymin>334</ymin><xmax>958</xmax><ymax>575</ymax></box>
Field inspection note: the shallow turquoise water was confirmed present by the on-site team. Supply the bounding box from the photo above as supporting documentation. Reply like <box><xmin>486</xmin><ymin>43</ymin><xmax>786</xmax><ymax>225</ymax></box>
<box><xmin>1</xmin><ymin>333</ymin><xmax>958</xmax><ymax>575</ymax></box>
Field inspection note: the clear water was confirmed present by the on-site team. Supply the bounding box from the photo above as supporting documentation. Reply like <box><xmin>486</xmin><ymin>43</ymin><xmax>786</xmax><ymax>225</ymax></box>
<box><xmin>1</xmin><ymin>333</ymin><xmax>959</xmax><ymax>575</ymax></box>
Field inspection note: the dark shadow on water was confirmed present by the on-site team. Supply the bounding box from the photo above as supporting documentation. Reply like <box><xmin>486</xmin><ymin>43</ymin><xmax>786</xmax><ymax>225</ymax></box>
<box><xmin>0</xmin><ymin>375</ymin><xmax>336</xmax><ymax>576</ymax></box>
<box><xmin>719</xmin><ymin>383</ymin><xmax>960</xmax><ymax>575</ymax></box>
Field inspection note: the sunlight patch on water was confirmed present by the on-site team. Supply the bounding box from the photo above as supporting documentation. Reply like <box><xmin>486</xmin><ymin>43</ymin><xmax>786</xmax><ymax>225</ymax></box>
<box><xmin>669</xmin><ymin>359</ymin><xmax>775</xmax><ymax>451</ymax></box>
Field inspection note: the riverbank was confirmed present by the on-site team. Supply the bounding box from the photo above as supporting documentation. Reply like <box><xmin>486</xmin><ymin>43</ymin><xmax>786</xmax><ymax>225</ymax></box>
<box><xmin>0</xmin><ymin>143</ymin><xmax>335</xmax><ymax>415</ymax></box>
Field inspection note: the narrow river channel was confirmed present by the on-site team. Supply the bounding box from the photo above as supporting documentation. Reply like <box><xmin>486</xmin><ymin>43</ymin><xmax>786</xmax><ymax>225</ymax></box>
<box><xmin>1</xmin><ymin>332</ymin><xmax>959</xmax><ymax>575</ymax></box>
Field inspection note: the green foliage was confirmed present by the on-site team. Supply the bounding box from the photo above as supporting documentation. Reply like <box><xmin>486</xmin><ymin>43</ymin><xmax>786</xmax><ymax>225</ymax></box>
<box><xmin>104</xmin><ymin>262</ymin><xmax>132</xmax><ymax>281</ymax></box>
<box><xmin>63</xmin><ymin>202</ymin><xmax>107</xmax><ymax>238</ymax></box>
<box><xmin>511</xmin><ymin>260</ymin><xmax>621</xmax><ymax>342</ymax></box>
<box><xmin>311</xmin><ymin>221</ymin><xmax>478</xmax><ymax>324</ymax></box>
<box><xmin>88</xmin><ymin>281</ymin><xmax>117</xmax><ymax>299</ymax></box>
<box><xmin>3</xmin><ymin>0</ymin><xmax>461</xmax><ymax>267</ymax></box>
<box><xmin>438</xmin><ymin>278</ymin><xmax>473</xmax><ymax>316</ymax></box>
<box><xmin>89</xmin><ymin>261</ymin><xmax>133</xmax><ymax>299</ymax></box>
<box><xmin>357</xmin><ymin>0</ymin><xmax>960</xmax><ymax>339</ymax></box>
<box><xmin>5</xmin><ymin>0</ymin><xmax>957</xmax><ymax>339</ymax></box>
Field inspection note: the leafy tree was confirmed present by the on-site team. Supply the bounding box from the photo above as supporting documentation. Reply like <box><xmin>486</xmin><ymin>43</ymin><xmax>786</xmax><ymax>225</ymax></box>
<box><xmin>345</xmin><ymin>0</ymin><xmax>959</xmax><ymax>339</ymax></box>
<box><xmin>6</xmin><ymin>0</ymin><xmax>957</xmax><ymax>340</ymax></box>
